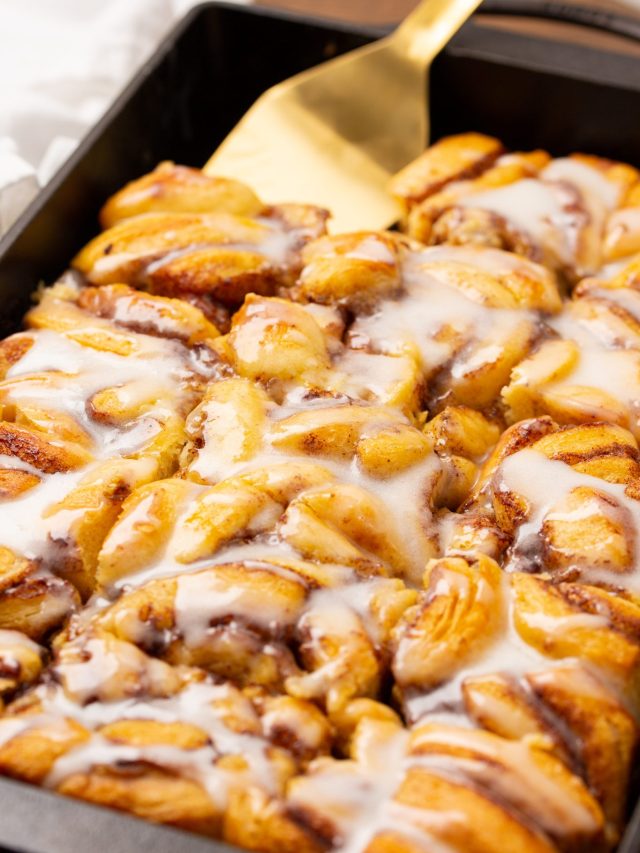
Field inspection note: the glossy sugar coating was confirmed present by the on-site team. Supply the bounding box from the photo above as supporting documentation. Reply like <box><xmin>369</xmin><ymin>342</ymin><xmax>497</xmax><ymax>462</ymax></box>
<box><xmin>1</xmin><ymin>140</ymin><xmax>640</xmax><ymax>852</ymax></box>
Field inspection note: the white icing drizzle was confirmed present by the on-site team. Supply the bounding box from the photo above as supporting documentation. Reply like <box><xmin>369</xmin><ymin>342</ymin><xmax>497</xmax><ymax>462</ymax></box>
<box><xmin>0</xmin><ymin>718</ymin><xmax>32</xmax><ymax>747</ymax></box>
<box><xmin>498</xmin><ymin>448</ymin><xmax>640</xmax><ymax>590</ymax></box>
<box><xmin>255</xmin><ymin>215</ymin><xmax>318</xmax><ymax>264</ymax></box>
<box><xmin>289</xmin><ymin>727</ymin><xmax>412</xmax><ymax>853</ymax></box>
<box><xmin>120</xmin><ymin>540</ymin><xmax>303</xmax><ymax>590</ymax></box>
<box><xmin>597</xmin><ymin>257</ymin><xmax>636</xmax><ymax>280</ymax></box>
<box><xmin>544</xmin><ymin>307</ymin><xmax>640</xmax><ymax>428</ymax></box>
<box><xmin>460</xmin><ymin>178</ymin><xmax>580</xmax><ymax>262</ymax></box>
<box><xmin>417</xmin><ymin>243</ymin><xmax>540</xmax><ymax>275</ymax></box>
<box><xmin>349</xmin><ymin>247</ymin><xmax>540</xmax><ymax>379</ymax></box>
<box><xmin>604</xmin><ymin>207</ymin><xmax>640</xmax><ymax>262</ymax></box>
<box><xmin>147</xmin><ymin>236</ymin><xmax>290</xmax><ymax>278</ymax></box>
<box><xmin>522</xmin><ymin>611</ymin><xmax>610</xmax><ymax>636</ymax></box>
<box><xmin>407</xmin><ymin>727</ymin><xmax>601</xmax><ymax>837</ymax></box>
<box><xmin>455</xmin><ymin>158</ymin><xmax>621</xmax><ymax>273</ymax></box>
<box><xmin>0</xmin><ymin>458</ymin><xmax>156</xmax><ymax>562</ymax></box>
<box><xmin>304</xmin><ymin>581</ymin><xmax>390</xmax><ymax>647</ymax></box>
<box><xmin>587</xmin><ymin>285</ymin><xmax>640</xmax><ymax>326</ymax></box>
<box><xmin>379</xmin><ymin>803</ymin><xmax>461</xmax><ymax>853</ymax></box>
<box><xmin>4</xmin><ymin>327</ymin><xmax>197</xmax><ymax>441</ymax></box>
<box><xmin>0</xmin><ymin>468</ymin><xmax>87</xmax><ymax>560</ymax></box>
<box><xmin>343</xmin><ymin>235</ymin><xmax>397</xmax><ymax>265</ymax></box>
<box><xmin>45</xmin><ymin>739</ymin><xmax>238</xmax><ymax>810</ymax></box>
<box><xmin>0</xmin><ymin>630</ymin><xmax>42</xmax><ymax>657</ymax></box>
<box><xmin>542</xmin><ymin>158</ymin><xmax>621</xmax><ymax>211</ymax></box>
<box><xmin>0</xmin><ymin>454</ymin><xmax>42</xmax><ymax>476</ymax></box>
<box><xmin>174</xmin><ymin>565</ymin><xmax>304</xmax><ymax>647</ymax></box>
<box><xmin>331</xmin><ymin>349</ymin><xmax>413</xmax><ymax>404</ymax></box>
<box><xmin>5</xmin><ymin>679</ymin><xmax>280</xmax><ymax>811</ymax></box>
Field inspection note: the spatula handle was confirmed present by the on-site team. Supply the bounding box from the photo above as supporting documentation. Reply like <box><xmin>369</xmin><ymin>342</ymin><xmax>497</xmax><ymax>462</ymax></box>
<box><xmin>394</xmin><ymin>0</ymin><xmax>484</xmax><ymax>64</ymax></box>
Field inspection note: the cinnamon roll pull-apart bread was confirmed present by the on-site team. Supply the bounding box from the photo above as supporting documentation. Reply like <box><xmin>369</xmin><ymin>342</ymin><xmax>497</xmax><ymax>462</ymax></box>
<box><xmin>2</xmin><ymin>143</ymin><xmax>640</xmax><ymax>853</ymax></box>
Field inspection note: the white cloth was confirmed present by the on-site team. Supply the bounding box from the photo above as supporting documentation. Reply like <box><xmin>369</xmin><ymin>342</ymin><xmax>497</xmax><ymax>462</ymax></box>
<box><xmin>0</xmin><ymin>0</ymin><xmax>247</xmax><ymax>235</ymax></box>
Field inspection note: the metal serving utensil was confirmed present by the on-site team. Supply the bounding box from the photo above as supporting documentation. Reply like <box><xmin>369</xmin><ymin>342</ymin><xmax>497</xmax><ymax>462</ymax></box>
<box><xmin>204</xmin><ymin>0</ymin><xmax>481</xmax><ymax>232</ymax></box>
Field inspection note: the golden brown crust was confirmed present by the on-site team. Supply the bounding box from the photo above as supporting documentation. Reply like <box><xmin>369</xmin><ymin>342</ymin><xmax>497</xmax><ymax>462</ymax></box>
<box><xmin>389</xmin><ymin>132</ymin><xmax>505</xmax><ymax>208</ymax></box>
<box><xmin>100</xmin><ymin>162</ymin><xmax>264</xmax><ymax>227</ymax></box>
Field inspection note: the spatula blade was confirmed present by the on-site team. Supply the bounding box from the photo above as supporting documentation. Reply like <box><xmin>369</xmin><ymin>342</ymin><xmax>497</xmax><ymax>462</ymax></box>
<box><xmin>205</xmin><ymin>86</ymin><xmax>403</xmax><ymax>232</ymax></box>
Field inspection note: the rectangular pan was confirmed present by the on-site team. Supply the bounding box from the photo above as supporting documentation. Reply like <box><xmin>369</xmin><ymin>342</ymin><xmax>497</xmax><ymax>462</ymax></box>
<box><xmin>0</xmin><ymin>3</ymin><xmax>639</xmax><ymax>851</ymax></box>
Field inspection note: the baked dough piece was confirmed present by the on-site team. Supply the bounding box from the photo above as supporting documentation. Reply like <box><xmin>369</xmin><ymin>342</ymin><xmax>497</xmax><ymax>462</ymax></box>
<box><xmin>207</xmin><ymin>295</ymin><xmax>424</xmax><ymax>415</ymax></box>
<box><xmin>59</xmin><ymin>560</ymin><xmax>413</xmax><ymax>715</ymax></box>
<box><xmin>100</xmin><ymin>162</ymin><xmax>265</xmax><ymax>225</ymax></box>
<box><xmin>602</xmin><ymin>183</ymin><xmax>640</xmax><ymax>264</ymax></box>
<box><xmin>391</xmin><ymin>133</ymin><xmax>640</xmax><ymax>283</ymax></box>
<box><xmin>295</xmin><ymin>236</ymin><xmax>561</xmax><ymax>413</ymax></box>
<box><xmin>389</xmin><ymin>132</ymin><xmax>506</xmax><ymax>207</ymax></box>
<box><xmin>504</xmin><ymin>262</ymin><xmax>640</xmax><ymax>437</ymax></box>
<box><xmin>471</xmin><ymin>419</ymin><xmax>640</xmax><ymax>580</ymax></box>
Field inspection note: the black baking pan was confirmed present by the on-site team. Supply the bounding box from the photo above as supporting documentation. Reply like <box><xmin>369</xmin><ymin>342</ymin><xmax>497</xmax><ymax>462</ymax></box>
<box><xmin>0</xmin><ymin>2</ymin><xmax>640</xmax><ymax>852</ymax></box>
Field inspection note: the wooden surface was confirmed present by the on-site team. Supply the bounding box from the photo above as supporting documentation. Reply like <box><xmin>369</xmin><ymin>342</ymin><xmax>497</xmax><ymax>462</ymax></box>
<box><xmin>255</xmin><ymin>0</ymin><xmax>640</xmax><ymax>55</ymax></box>
<box><xmin>255</xmin><ymin>0</ymin><xmax>639</xmax><ymax>24</ymax></box>
<box><xmin>255</xmin><ymin>0</ymin><xmax>417</xmax><ymax>25</ymax></box>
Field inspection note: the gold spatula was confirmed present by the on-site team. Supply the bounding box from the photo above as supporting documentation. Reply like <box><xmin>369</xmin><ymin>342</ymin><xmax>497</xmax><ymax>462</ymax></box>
<box><xmin>204</xmin><ymin>0</ymin><xmax>481</xmax><ymax>232</ymax></box>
